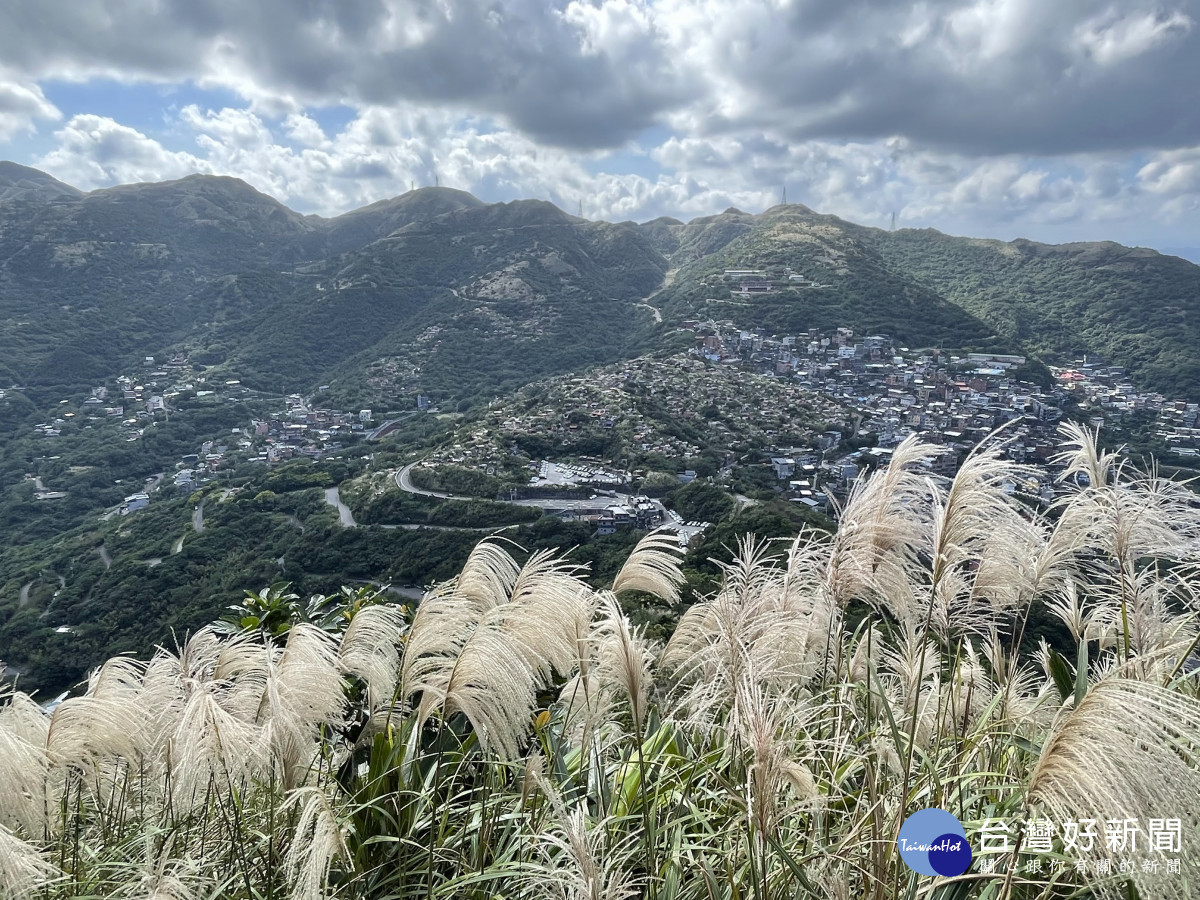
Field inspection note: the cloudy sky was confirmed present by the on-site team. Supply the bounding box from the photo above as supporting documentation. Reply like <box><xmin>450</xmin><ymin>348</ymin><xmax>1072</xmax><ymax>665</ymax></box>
<box><xmin>2</xmin><ymin>0</ymin><xmax>1198</xmax><ymax>256</ymax></box>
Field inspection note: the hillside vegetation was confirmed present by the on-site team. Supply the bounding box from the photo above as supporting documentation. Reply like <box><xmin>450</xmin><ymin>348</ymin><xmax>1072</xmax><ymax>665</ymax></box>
<box><xmin>5</xmin><ymin>164</ymin><xmax>1200</xmax><ymax>406</ymax></box>
<box><xmin>2</xmin><ymin>427</ymin><xmax>1199</xmax><ymax>899</ymax></box>
<box><xmin>859</xmin><ymin>227</ymin><xmax>1200</xmax><ymax>397</ymax></box>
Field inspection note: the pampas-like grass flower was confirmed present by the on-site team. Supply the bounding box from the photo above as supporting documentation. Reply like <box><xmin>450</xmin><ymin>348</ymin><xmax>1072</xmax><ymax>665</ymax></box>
<box><xmin>664</xmin><ymin>536</ymin><xmax>824</xmax><ymax>720</ymax></box>
<box><xmin>284</xmin><ymin>787</ymin><xmax>348</xmax><ymax>900</ymax></box>
<box><xmin>823</xmin><ymin>435</ymin><xmax>941</xmax><ymax>620</ymax></box>
<box><xmin>593</xmin><ymin>592</ymin><xmax>655</xmax><ymax>730</ymax></box>
<box><xmin>502</xmin><ymin>548</ymin><xmax>595</xmax><ymax>682</ymax></box>
<box><xmin>168</xmin><ymin>686</ymin><xmax>264</xmax><ymax>810</ymax></box>
<box><xmin>452</xmin><ymin>536</ymin><xmax>523</xmax><ymax>612</ymax></box>
<box><xmin>0</xmin><ymin>824</ymin><xmax>59</xmax><ymax>899</ymax></box>
<box><xmin>414</xmin><ymin>612</ymin><xmax>538</xmax><ymax>760</ymax></box>
<box><xmin>47</xmin><ymin>694</ymin><xmax>148</xmax><ymax>772</ymax></box>
<box><xmin>338</xmin><ymin>603</ymin><xmax>407</xmax><ymax>711</ymax></box>
<box><xmin>534</xmin><ymin>782</ymin><xmax>637</xmax><ymax>900</ymax></box>
<box><xmin>274</xmin><ymin>624</ymin><xmax>346</xmax><ymax>729</ymax></box>
<box><xmin>0</xmin><ymin>692</ymin><xmax>52</xmax><ymax>838</ymax></box>
<box><xmin>611</xmin><ymin>528</ymin><xmax>685</xmax><ymax>603</ymax></box>
<box><xmin>1027</xmin><ymin>675</ymin><xmax>1200</xmax><ymax>900</ymax></box>
<box><xmin>0</xmin><ymin>727</ymin><xmax>50</xmax><ymax>839</ymax></box>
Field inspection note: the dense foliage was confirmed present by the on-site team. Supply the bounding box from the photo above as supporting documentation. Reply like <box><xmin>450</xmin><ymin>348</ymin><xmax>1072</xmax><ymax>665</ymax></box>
<box><xmin>862</xmin><ymin>229</ymin><xmax>1200</xmax><ymax>397</ymax></box>
<box><xmin>4</xmin><ymin>425</ymin><xmax>1200</xmax><ymax>899</ymax></box>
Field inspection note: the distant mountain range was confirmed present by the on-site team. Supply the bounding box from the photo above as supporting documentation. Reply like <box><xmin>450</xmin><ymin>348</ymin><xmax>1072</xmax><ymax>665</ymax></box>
<box><xmin>2</xmin><ymin>160</ymin><xmax>1199</xmax><ymax>402</ymax></box>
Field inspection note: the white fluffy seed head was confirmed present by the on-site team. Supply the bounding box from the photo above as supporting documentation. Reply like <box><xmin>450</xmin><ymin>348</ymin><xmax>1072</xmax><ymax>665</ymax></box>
<box><xmin>0</xmin><ymin>823</ymin><xmax>59</xmax><ymax>899</ymax></box>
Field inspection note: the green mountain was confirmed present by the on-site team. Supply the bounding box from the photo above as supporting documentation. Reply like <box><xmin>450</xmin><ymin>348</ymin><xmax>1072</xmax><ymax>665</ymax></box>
<box><xmin>855</xmin><ymin>228</ymin><xmax>1200</xmax><ymax>397</ymax></box>
<box><xmin>4</xmin><ymin>165</ymin><xmax>1199</xmax><ymax>404</ymax></box>
<box><xmin>0</xmin><ymin>170</ymin><xmax>668</xmax><ymax>404</ymax></box>
<box><xmin>646</xmin><ymin>205</ymin><xmax>1004</xmax><ymax>349</ymax></box>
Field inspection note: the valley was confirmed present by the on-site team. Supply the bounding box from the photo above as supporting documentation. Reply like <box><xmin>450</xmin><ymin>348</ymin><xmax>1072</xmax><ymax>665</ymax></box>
<box><xmin>2</xmin><ymin>163</ymin><xmax>1199</xmax><ymax>696</ymax></box>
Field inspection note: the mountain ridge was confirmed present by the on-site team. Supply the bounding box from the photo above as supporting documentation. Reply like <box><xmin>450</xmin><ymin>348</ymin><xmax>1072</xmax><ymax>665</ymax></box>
<box><xmin>1</xmin><ymin>163</ymin><xmax>1198</xmax><ymax>401</ymax></box>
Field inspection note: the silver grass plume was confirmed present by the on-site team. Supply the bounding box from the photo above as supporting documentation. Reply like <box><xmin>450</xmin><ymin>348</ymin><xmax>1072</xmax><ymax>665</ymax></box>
<box><xmin>398</xmin><ymin>581</ymin><xmax>482</xmax><ymax>704</ymax></box>
<box><xmin>822</xmin><ymin>435</ymin><xmax>940</xmax><ymax>619</ymax></box>
<box><xmin>611</xmin><ymin>528</ymin><xmax>685</xmax><ymax>603</ymax></box>
<box><xmin>593</xmin><ymin>592</ymin><xmax>655</xmax><ymax>730</ymax></box>
<box><xmin>0</xmin><ymin>692</ymin><xmax>52</xmax><ymax>838</ymax></box>
<box><xmin>338</xmin><ymin>604</ymin><xmax>407</xmax><ymax>712</ymax></box>
<box><xmin>412</xmin><ymin>608</ymin><xmax>538</xmax><ymax>759</ymax></box>
<box><xmin>0</xmin><ymin>824</ymin><xmax>59</xmax><ymax>899</ymax></box>
<box><xmin>168</xmin><ymin>685</ymin><xmax>264</xmax><ymax>810</ymax></box>
<box><xmin>453</xmin><ymin>536</ymin><xmax>523</xmax><ymax>612</ymax></box>
<box><xmin>209</xmin><ymin>633</ymin><xmax>276</xmax><ymax>723</ymax></box>
<box><xmin>274</xmin><ymin>625</ymin><xmax>346</xmax><ymax>729</ymax></box>
<box><xmin>923</xmin><ymin>439</ymin><xmax>1037</xmax><ymax>639</ymax></box>
<box><xmin>133</xmin><ymin>835</ymin><xmax>202</xmax><ymax>900</ymax></box>
<box><xmin>397</xmin><ymin>541</ymin><xmax>528</xmax><ymax>702</ymax></box>
<box><xmin>1026</xmin><ymin>675</ymin><xmax>1200</xmax><ymax>900</ymax></box>
<box><xmin>733</xmin><ymin>674</ymin><xmax>819</xmax><ymax>847</ymax></box>
<box><xmin>1054</xmin><ymin>422</ymin><xmax>1200</xmax><ymax>566</ymax></box>
<box><xmin>47</xmin><ymin>694</ymin><xmax>147</xmax><ymax>773</ymax></box>
<box><xmin>177</xmin><ymin>628</ymin><xmax>226</xmax><ymax>683</ymax></box>
<box><xmin>260</xmin><ymin>625</ymin><xmax>345</xmax><ymax>788</ymax></box>
<box><xmin>534</xmin><ymin>780</ymin><xmax>637</xmax><ymax>900</ymax></box>
<box><xmin>664</xmin><ymin>536</ymin><xmax>832</xmax><ymax>723</ymax></box>
<box><xmin>502</xmin><ymin>548</ymin><xmax>595</xmax><ymax>682</ymax></box>
<box><xmin>284</xmin><ymin>787</ymin><xmax>349</xmax><ymax>900</ymax></box>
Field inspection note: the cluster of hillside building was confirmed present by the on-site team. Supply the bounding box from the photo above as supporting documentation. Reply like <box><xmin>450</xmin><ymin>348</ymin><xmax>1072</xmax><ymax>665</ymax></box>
<box><xmin>245</xmin><ymin>396</ymin><xmax>375</xmax><ymax>464</ymax></box>
<box><xmin>718</xmin><ymin>266</ymin><xmax>830</xmax><ymax>296</ymax></box>
<box><xmin>680</xmin><ymin>317</ymin><xmax>1200</xmax><ymax>512</ymax></box>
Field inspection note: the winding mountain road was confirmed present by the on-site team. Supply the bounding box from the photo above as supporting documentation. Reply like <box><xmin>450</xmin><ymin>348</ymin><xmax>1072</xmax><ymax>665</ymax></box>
<box><xmin>324</xmin><ymin>487</ymin><xmax>358</xmax><ymax>527</ymax></box>
<box><xmin>395</xmin><ymin>463</ymin><xmax>472</xmax><ymax>501</ymax></box>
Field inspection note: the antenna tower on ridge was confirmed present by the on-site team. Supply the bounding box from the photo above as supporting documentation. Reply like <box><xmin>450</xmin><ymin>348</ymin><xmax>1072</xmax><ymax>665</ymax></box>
<box><xmin>891</xmin><ymin>211</ymin><xmax>897</xmax><ymax>231</ymax></box>
<box><xmin>782</xmin><ymin>185</ymin><xmax>787</xmax><ymax>205</ymax></box>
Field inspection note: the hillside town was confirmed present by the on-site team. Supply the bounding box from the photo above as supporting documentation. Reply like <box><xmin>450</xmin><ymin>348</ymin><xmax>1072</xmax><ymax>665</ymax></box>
<box><xmin>18</xmin><ymin>320</ymin><xmax>1200</xmax><ymax>533</ymax></box>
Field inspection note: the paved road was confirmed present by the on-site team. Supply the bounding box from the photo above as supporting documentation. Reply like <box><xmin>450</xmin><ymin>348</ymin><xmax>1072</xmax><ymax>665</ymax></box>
<box><xmin>192</xmin><ymin>500</ymin><xmax>206</xmax><ymax>533</ymax></box>
<box><xmin>380</xmin><ymin>522</ymin><xmax>510</xmax><ymax>532</ymax></box>
<box><xmin>395</xmin><ymin>463</ymin><xmax>472</xmax><ymax>500</ymax></box>
<box><xmin>634</xmin><ymin>302</ymin><xmax>663</xmax><ymax>323</ymax></box>
<box><xmin>324</xmin><ymin>487</ymin><xmax>358</xmax><ymax>527</ymax></box>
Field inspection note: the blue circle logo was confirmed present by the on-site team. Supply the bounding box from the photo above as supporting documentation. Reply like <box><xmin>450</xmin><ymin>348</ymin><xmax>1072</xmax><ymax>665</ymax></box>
<box><xmin>898</xmin><ymin>809</ymin><xmax>972</xmax><ymax>877</ymax></box>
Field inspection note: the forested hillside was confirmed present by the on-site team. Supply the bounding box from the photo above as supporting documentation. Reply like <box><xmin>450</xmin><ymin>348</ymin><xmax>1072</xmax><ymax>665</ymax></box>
<box><xmin>860</xmin><ymin>227</ymin><xmax>1200</xmax><ymax>397</ymax></box>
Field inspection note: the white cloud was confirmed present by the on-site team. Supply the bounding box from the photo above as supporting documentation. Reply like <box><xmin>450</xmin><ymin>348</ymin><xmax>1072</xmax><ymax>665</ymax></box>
<box><xmin>0</xmin><ymin>71</ymin><xmax>60</xmax><ymax>141</ymax></box>
<box><xmin>2</xmin><ymin>0</ymin><xmax>1196</xmax><ymax>249</ymax></box>
<box><xmin>27</xmin><ymin>100</ymin><xmax>1200</xmax><ymax>252</ymax></box>
<box><xmin>1075</xmin><ymin>6</ymin><xmax>1193</xmax><ymax>66</ymax></box>
<box><xmin>283</xmin><ymin>113</ymin><xmax>329</xmax><ymax>149</ymax></box>
<box><xmin>1139</xmin><ymin>146</ymin><xmax>1200</xmax><ymax>196</ymax></box>
<box><xmin>36</xmin><ymin>114</ymin><xmax>204</xmax><ymax>187</ymax></box>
